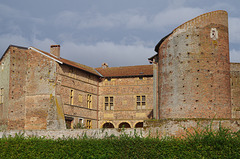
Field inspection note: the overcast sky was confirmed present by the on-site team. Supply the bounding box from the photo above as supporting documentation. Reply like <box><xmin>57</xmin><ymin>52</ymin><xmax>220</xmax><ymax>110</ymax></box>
<box><xmin>0</xmin><ymin>0</ymin><xmax>240</xmax><ymax>67</ymax></box>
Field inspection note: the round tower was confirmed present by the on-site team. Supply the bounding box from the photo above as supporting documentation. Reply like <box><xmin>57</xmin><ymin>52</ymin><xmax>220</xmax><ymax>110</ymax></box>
<box><xmin>157</xmin><ymin>10</ymin><xmax>231</xmax><ymax>119</ymax></box>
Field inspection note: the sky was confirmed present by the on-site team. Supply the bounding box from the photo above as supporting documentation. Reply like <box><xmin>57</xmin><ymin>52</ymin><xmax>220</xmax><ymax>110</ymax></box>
<box><xmin>0</xmin><ymin>0</ymin><xmax>240</xmax><ymax>68</ymax></box>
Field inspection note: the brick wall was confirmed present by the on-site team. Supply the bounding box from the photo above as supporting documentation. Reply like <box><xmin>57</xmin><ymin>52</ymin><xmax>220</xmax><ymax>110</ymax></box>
<box><xmin>0</xmin><ymin>49</ymin><xmax>11</xmax><ymax>127</ymax></box>
<box><xmin>56</xmin><ymin>64</ymin><xmax>100</xmax><ymax>128</ymax></box>
<box><xmin>24</xmin><ymin>48</ymin><xmax>59</xmax><ymax>130</ymax></box>
<box><xmin>230</xmin><ymin>63</ymin><xmax>240</xmax><ymax>118</ymax></box>
<box><xmin>8</xmin><ymin>47</ymin><xmax>28</xmax><ymax>129</ymax></box>
<box><xmin>157</xmin><ymin>10</ymin><xmax>231</xmax><ymax>119</ymax></box>
<box><xmin>99</xmin><ymin>76</ymin><xmax>153</xmax><ymax>128</ymax></box>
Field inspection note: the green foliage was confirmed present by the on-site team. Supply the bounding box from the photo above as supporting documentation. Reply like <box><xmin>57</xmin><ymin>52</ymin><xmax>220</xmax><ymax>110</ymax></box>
<box><xmin>1</xmin><ymin>123</ymin><xmax>240</xmax><ymax>158</ymax></box>
<box><xmin>73</xmin><ymin>123</ymin><xmax>85</xmax><ymax>129</ymax></box>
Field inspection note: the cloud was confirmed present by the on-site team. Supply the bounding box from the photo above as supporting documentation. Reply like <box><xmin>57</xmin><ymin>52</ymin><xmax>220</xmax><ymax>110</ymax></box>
<box><xmin>0</xmin><ymin>34</ymin><xmax>30</xmax><ymax>53</ymax></box>
<box><xmin>32</xmin><ymin>38</ymin><xmax>57</xmax><ymax>52</ymax></box>
<box><xmin>0</xmin><ymin>3</ymin><xmax>44</xmax><ymax>24</ymax></box>
<box><xmin>230</xmin><ymin>49</ymin><xmax>240</xmax><ymax>63</ymax></box>
<box><xmin>152</xmin><ymin>7</ymin><xmax>204</xmax><ymax>29</ymax></box>
<box><xmin>54</xmin><ymin>6</ymin><xmax>204</xmax><ymax>31</ymax></box>
<box><xmin>0</xmin><ymin>4</ymin><xmax>21</xmax><ymax>19</ymax></box>
<box><xmin>0</xmin><ymin>33</ymin><xmax>57</xmax><ymax>56</ymax></box>
<box><xmin>61</xmin><ymin>41</ymin><xmax>154</xmax><ymax>68</ymax></box>
<box><xmin>229</xmin><ymin>17</ymin><xmax>240</xmax><ymax>44</ymax></box>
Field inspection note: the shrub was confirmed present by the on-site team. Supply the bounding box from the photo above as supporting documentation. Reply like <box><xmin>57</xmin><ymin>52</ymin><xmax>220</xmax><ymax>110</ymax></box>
<box><xmin>0</xmin><ymin>123</ymin><xmax>240</xmax><ymax>158</ymax></box>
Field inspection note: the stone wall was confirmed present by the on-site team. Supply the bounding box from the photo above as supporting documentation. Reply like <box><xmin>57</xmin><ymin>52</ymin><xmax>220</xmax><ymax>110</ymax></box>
<box><xmin>1</xmin><ymin>119</ymin><xmax>240</xmax><ymax>139</ymax></box>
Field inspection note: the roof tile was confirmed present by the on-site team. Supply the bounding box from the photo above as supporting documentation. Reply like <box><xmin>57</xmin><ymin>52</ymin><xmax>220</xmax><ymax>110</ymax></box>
<box><xmin>95</xmin><ymin>65</ymin><xmax>153</xmax><ymax>77</ymax></box>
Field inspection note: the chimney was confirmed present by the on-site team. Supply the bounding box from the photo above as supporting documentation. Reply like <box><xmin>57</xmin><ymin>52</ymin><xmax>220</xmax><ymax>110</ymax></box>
<box><xmin>101</xmin><ymin>63</ymin><xmax>108</xmax><ymax>68</ymax></box>
<box><xmin>50</xmin><ymin>45</ymin><xmax>60</xmax><ymax>57</ymax></box>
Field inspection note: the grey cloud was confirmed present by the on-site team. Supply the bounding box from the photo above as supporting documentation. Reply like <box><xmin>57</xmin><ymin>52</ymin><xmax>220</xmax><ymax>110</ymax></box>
<box><xmin>152</xmin><ymin>7</ymin><xmax>204</xmax><ymax>28</ymax></box>
<box><xmin>229</xmin><ymin>17</ymin><xmax>240</xmax><ymax>44</ymax></box>
<box><xmin>0</xmin><ymin>0</ymin><xmax>240</xmax><ymax>66</ymax></box>
<box><xmin>230</xmin><ymin>49</ymin><xmax>240</xmax><ymax>62</ymax></box>
<box><xmin>54</xmin><ymin>7</ymin><xmax>204</xmax><ymax>31</ymax></box>
<box><xmin>0</xmin><ymin>34</ymin><xmax>30</xmax><ymax>52</ymax></box>
<box><xmin>61</xmin><ymin>41</ymin><xmax>153</xmax><ymax>67</ymax></box>
<box><xmin>0</xmin><ymin>33</ymin><xmax>56</xmax><ymax>55</ymax></box>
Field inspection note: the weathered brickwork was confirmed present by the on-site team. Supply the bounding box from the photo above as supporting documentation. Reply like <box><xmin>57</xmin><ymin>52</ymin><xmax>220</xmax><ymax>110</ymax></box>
<box><xmin>0</xmin><ymin>46</ymin><xmax>66</xmax><ymax>130</ymax></box>
<box><xmin>0</xmin><ymin>48</ymin><xmax>11</xmax><ymax>127</ymax></box>
<box><xmin>156</xmin><ymin>10</ymin><xmax>231</xmax><ymax>119</ymax></box>
<box><xmin>230</xmin><ymin>63</ymin><xmax>240</xmax><ymax>118</ymax></box>
<box><xmin>25</xmin><ymin>48</ymin><xmax>59</xmax><ymax>130</ymax></box>
<box><xmin>56</xmin><ymin>64</ymin><xmax>100</xmax><ymax>129</ymax></box>
<box><xmin>99</xmin><ymin>76</ymin><xmax>153</xmax><ymax>128</ymax></box>
<box><xmin>7</xmin><ymin>47</ymin><xmax>28</xmax><ymax>130</ymax></box>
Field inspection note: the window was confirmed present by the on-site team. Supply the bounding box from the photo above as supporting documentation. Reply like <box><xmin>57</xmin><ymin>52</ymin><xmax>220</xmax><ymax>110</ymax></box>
<box><xmin>70</xmin><ymin>90</ymin><xmax>74</xmax><ymax>105</ymax></box>
<box><xmin>86</xmin><ymin>120</ymin><xmax>92</xmax><ymax>129</ymax></box>
<box><xmin>65</xmin><ymin>116</ymin><xmax>73</xmax><ymax>129</ymax></box>
<box><xmin>0</xmin><ymin>88</ymin><xmax>3</xmax><ymax>104</ymax></box>
<box><xmin>136</xmin><ymin>95</ymin><xmax>146</xmax><ymax>109</ymax></box>
<box><xmin>79</xmin><ymin>118</ymin><xmax>83</xmax><ymax>124</ymax></box>
<box><xmin>87</xmin><ymin>94</ymin><xmax>92</xmax><ymax>109</ymax></box>
<box><xmin>105</xmin><ymin>96</ymin><xmax>114</xmax><ymax>110</ymax></box>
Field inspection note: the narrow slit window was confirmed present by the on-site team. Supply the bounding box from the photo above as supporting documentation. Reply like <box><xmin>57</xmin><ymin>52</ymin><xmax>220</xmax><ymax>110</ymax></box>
<box><xmin>87</xmin><ymin>94</ymin><xmax>92</xmax><ymax>109</ymax></box>
<box><xmin>70</xmin><ymin>90</ymin><xmax>74</xmax><ymax>105</ymax></box>
<box><xmin>0</xmin><ymin>88</ymin><xmax>3</xmax><ymax>104</ymax></box>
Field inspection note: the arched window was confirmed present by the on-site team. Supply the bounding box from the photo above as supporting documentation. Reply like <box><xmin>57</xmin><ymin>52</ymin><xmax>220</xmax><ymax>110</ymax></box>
<box><xmin>118</xmin><ymin>122</ymin><xmax>131</xmax><ymax>128</ymax></box>
<box><xmin>102</xmin><ymin>122</ymin><xmax>114</xmax><ymax>128</ymax></box>
<box><xmin>135</xmin><ymin>122</ymin><xmax>143</xmax><ymax>128</ymax></box>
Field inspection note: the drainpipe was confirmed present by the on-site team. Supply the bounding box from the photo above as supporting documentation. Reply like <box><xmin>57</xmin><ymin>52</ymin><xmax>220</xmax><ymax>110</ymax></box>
<box><xmin>97</xmin><ymin>79</ymin><xmax>99</xmax><ymax>128</ymax></box>
<box><xmin>153</xmin><ymin>62</ymin><xmax>157</xmax><ymax>119</ymax></box>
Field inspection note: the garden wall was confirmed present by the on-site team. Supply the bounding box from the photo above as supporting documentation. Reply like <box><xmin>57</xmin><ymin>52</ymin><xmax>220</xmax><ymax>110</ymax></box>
<box><xmin>1</xmin><ymin>119</ymin><xmax>240</xmax><ymax>139</ymax></box>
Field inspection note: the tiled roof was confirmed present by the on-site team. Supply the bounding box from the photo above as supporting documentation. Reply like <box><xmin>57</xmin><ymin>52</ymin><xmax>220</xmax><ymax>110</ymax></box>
<box><xmin>29</xmin><ymin>47</ymin><xmax>100</xmax><ymax>76</ymax></box>
<box><xmin>95</xmin><ymin>65</ymin><xmax>153</xmax><ymax>77</ymax></box>
<box><xmin>59</xmin><ymin>58</ymin><xmax>100</xmax><ymax>76</ymax></box>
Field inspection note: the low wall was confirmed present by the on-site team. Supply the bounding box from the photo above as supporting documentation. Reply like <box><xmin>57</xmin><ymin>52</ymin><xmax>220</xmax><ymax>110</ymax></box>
<box><xmin>1</xmin><ymin>119</ymin><xmax>240</xmax><ymax>139</ymax></box>
<box><xmin>145</xmin><ymin>119</ymin><xmax>240</xmax><ymax>138</ymax></box>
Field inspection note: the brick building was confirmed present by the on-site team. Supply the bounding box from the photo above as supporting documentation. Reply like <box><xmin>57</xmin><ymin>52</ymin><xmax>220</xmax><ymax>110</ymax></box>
<box><xmin>0</xmin><ymin>45</ymin><xmax>153</xmax><ymax>130</ymax></box>
<box><xmin>0</xmin><ymin>10</ymin><xmax>239</xmax><ymax>130</ymax></box>
<box><xmin>151</xmin><ymin>10</ymin><xmax>240</xmax><ymax>120</ymax></box>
